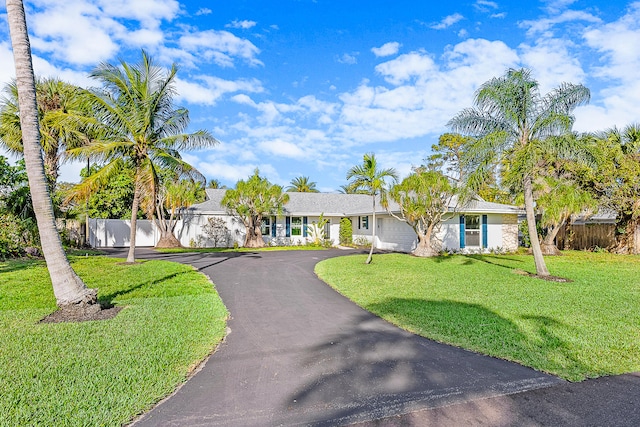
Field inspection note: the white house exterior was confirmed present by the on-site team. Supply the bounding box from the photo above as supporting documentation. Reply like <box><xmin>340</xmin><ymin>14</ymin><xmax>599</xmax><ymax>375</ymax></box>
<box><xmin>89</xmin><ymin>189</ymin><xmax>521</xmax><ymax>253</ymax></box>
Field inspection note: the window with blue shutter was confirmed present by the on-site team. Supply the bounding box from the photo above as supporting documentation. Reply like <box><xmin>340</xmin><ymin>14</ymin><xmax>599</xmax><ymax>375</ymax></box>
<box><xmin>302</xmin><ymin>216</ymin><xmax>308</xmax><ymax>237</ymax></box>
<box><xmin>286</xmin><ymin>217</ymin><xmax>291</xmax><ymax>237</ymax></box>
<box><xmin>482</xmin><ymin>215</ymin><xmax>488</xmax><ymax>248</ymax></box>
<box><xmin>459</xmin><ymin>215</ymin><xmax>465</xmax><ymax>248</ymax></box>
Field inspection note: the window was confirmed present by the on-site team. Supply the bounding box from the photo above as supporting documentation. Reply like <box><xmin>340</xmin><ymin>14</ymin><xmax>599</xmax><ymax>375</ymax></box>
<box><xmin>291</xmin><ymin>216</ymin><xmax>302</xmax><ymax>236</ymax></box>
<box><xmin>359</xmin><ymin>216</ymin><xmax>369</xmax><ymax>230</ymax></box>
<box><xmin>324</xmin><ymin>219</ymin><xmax>331</xmax><ymax>239</ymax></box>
<box><xmin>465</xmin><ymin>215</ymin><xmax>480</xmax><ymax>247</ymax></box>
<box><xmin>261</xmin><ymin>217</ymin><xmax>271</xmax><ymax>236</ymax></box>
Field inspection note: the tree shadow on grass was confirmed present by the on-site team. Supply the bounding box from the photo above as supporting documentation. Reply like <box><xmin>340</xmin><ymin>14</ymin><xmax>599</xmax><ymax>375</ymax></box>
<box><xmin>282</xmin><ymin>298</ymin><xmax>573</xmax><ymax>426</ymax></box>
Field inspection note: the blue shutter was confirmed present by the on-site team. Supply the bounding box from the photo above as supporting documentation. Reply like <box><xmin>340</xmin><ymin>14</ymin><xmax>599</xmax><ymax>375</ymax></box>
<box><xmin>302</xmin><ymin>216</ymin><xmax>308</xmax><ymax>237</ymax></box>
<box><xmin>285</xmin><ymin>217</ymin><xmax>291</xmax><ymax>237</ymax></box>
<box><xmin>271</xmin><ymin>216</ymin><xmax>276</xmax><ymax>237</ymax></box>
<box><xmin>482</xmin><ymin>215</ymin><xmax>488</xmax><ymax>248</ymax></box>
<box><xmin>459</xmin><ymin>215</ymin><xmax>465</xmax><ymax>249</ymax></box>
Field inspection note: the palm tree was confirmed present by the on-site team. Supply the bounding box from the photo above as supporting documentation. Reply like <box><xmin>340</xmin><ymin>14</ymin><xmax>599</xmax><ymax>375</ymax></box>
<box><xmin>6</xmin><ymin>0</ymin><xmax>96</xmax><ymax>307</ymax></box>
<box><xmin>346</xmin><ymin>153</ymin><xmax>398</xmax><ymax>264</ymax></box>
<box><xmin>286</xmin><ymin>176</ymin><xmax>319</xmax><ymax>192</ymax></box>
<box><xmin>0</xmin><ymin>78</ymin><xmax>91</xmax><ymax>191</ymax></box>
<box><xmin>68</xmin><ymin>51</ymin><xmax>218</xmax><ymax>263</ymax></box>
<box><xmin>449</xmin><ymin>68</ymin><xmax>590</xmax><ymax>276</ymax></box>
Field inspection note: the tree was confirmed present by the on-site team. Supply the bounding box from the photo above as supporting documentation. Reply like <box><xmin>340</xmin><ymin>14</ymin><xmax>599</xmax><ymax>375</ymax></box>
<box><xmin>384</xmin><ymin>169</ymin><xmax>456</xmax><ymax>257</ymax></box>
<box><xmin>154</xmin><ymin>177</ymin><xmax>205</xmax><ymax>248</ymax></box>
<box><xmin>346</xmin><ymin>153</ymin><xmax>398</xmax><ymax>264</ymax></box>
<box><xmin>427</xmin><ymin>133</ymin><xmax>473</xmax><ymax>180</ymax></box>
<box><xmin>0</xmin><ymin>78</ymin><xmax>91</xmax><ymax>191</ymax></box>
<box><xmin>221</xmin><ymin>170</ymin><xmax>289</xmax><ymax>248</ymax></box>
<box><xmin>448</xmin><ymin>68</ymin><xmax>590</xmax><ymax>276</ymax></box>
<box><xmin>202</xmin><ymin>217</ymin><xmax>231</xmax><ymax>247</ymax></box>
<box><xmin>339</xmin><ymin>217</ymin><xmax>353</xmax><ymax>245</ymax></box>
<box><xmin>286</xmin><ymin>176</ymin><xmax>319</xmax><ymax>192</ymax></box>
<box><xmin>6</xmin><ymin>0</ymin><xmax>97</xmax><ymax>307</ymax></box>
<box><xmin>68</xmin><ymin>51</ymin><xmax>218</xmax><ymax>263</ymax></box>
<box><xmin>591</xmin><ymin>124</ymin><xmax>640</xmax><ymax>254</ymax></box>
<box><xmin>207</xmin><ymin>178</ymin><xmax>225</xmax><ymax>189</ymax></box>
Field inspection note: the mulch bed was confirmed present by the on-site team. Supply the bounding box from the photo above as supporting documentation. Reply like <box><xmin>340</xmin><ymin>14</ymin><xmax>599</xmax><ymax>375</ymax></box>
<box><xmin>40</xmin><ymin>304</ymin><xmax>123</xmax><ymax>324</ymax></box>
<box><xmin>513</xmin><ymin>269</ymin><xmax>573</xmax><ymax>283</ymax></box>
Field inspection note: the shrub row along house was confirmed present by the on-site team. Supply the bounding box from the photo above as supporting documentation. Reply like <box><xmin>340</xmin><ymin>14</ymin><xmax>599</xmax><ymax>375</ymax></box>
<box><xmin>89</xmin><ymin>189</ymin><xmax>521</xmax><ymax>253</ymax></box>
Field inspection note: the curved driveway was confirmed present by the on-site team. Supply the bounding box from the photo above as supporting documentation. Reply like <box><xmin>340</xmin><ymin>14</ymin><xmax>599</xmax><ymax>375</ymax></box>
<box><xmin>123</xmin><ymin>248</ymin><xmax>564</xmax><ymax>426</ymax></box>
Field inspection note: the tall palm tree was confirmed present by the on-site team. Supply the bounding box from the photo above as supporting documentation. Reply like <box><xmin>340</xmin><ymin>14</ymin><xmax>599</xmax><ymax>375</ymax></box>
<box><xmin>6</xmin><ymin>0</ymin><xmax>96</xmax><ymax>307</ymax></box>
<box><xmin>68</xmin><ymin>51</ymin><xmax>218</xmax><ymax>263</ymax></box>
<box><xmin>0</xmin><ymin>78</ymin><xmax>91</xmax><ymax>191</ymax></box>
<box><xmin>346</xmin><ymin>153</ymin><xmax>398</xmax><ymax>264</ymax></box>
<box><xmin>286</xmin><ymin>176</ymin><xmax>319</xmax><ymax>192</ymax></box>
<box><xmin>448</xmin><ymin>68</ymin><xmax>590</xmax><ymax>276</ymax></box>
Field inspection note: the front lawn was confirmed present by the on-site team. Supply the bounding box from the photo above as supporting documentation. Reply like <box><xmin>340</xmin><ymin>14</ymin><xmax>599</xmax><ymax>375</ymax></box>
<box><xmin>0</xmin><ymin>256</ymin><xmax>228</xmax><ymax>426</ymax></box>
<box><xmin>315</xmin><ymin>252</ymin><xmax>640</xmax><ymax>381</ymax></box>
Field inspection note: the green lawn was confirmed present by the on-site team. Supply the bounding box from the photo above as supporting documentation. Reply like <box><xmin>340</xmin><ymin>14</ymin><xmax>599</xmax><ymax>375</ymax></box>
<box><xmin>0</xmin><ymin>256</ymin><xmax>228</xmax><ymax>427</ymax></box>
<box><xmin>315</xmin><ymin>252</ymin><xmax>640</xmax><ymax>381</ymax></box>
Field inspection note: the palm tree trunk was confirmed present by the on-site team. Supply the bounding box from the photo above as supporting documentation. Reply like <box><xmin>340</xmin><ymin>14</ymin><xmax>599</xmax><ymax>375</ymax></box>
<box><xmin>524</xmin><ymin>175</ymin><xmax>550</xmax><ymax>276</ymax></box>
<box><xmin>366</xmin><ymin>196</ymin><xmax>376</xmax><ymax>264</ymax></box>
<box><xmin>541</xmin><ymin>222</ymin><xmax>563</xmax><ymax>255</ymax></box>
<box><xmin>126</xmin><ymin>170</ymin><xmax>141</xmax><ymax>263</ymax></box>
<box><xmin>7</xmin><ymin>0</ymin><xmax>96</xmax><ymax>306</ymax></box>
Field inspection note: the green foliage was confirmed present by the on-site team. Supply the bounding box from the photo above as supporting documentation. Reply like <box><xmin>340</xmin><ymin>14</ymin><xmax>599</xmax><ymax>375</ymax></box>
<box><xmin>427</xmin><ymin>133</ymin><xmax>473</xmax><ymax>179</ymax></box>
<box><xmin>286</xmin><ymin>176</ymin><xmax>319</xmax><ymax>192</ymax></box>
<box><xmin>316</xmin><ymin>252</ymin><xmax>640</xmax><ymax>381</ymax></box>
<box><xmin>0</xmin><ymin>214</ymin><xmax>37</xmax><ymax>259</ymax></box>
<box><xmin>306</xmin><ymin>213</ymin><xmax>328</xmax><ymax>245</ymax></box>
<box><xmin>0</xmin><ymin>256</ymin><xmax>228</xmax><ymax>426</ymax></box>
<box><xmin>82</xmin><ymin>165</ymin><xmax>138</xmax><ymax>219</ymax></box>
<box><xmin>221</xmin><ymin>169</ymin><xmax>289</xmax><ymax>245</ymax></box>
<box><xmin>339</xmin><ymin>217</ymin><xmax>353</xmax><ymax>245</ymax></box>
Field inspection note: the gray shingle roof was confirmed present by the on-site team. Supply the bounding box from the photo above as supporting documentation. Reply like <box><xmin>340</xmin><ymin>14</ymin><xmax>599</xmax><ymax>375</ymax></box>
<box><xmin>189</xmin><ymin>189</ymin><xmax>522</xmax><ymax>216</ymax></box>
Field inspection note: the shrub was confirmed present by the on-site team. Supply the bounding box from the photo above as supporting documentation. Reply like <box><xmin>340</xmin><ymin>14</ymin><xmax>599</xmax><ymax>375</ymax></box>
<box><xmin>0</xmin><ymin>214</ymin><xmax>38</xmax><ymax>259</ymax></box>
<box><xmin>339</xmin><ymin>217</ymin><xmax>353</xmax><ymax>245</ymax></box>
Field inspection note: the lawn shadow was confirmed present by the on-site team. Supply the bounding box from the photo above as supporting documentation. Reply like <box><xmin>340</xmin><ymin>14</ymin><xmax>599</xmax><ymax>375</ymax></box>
<box><xmin>282</xmin><ymin>298</ymin><xmax>565</xmax><ymax>425</ymax></box>
<box><xmin>463</xmin><ymin>254</ymin><xmax>527</xmax><ymax>270</ymax></box>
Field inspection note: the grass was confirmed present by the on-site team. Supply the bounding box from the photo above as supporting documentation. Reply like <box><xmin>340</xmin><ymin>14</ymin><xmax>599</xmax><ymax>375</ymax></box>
<box><xmin>315</xmin><ymin>251</ymin><xmax>640</xmax><ymax>381</ymax></box>
<box><xmin>0</xmin><ymin>256</ymin><xmax>228</xmax><ymax>427</ymax></box>
<box><xmin>157</xmin><ymin>245</ymin><xmax>327</xmax><ymax>254</ymax></box>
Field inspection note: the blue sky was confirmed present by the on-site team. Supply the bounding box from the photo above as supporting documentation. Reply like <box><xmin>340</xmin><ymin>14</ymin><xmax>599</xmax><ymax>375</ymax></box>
<box><xmin>1</xmin><ymin>0</ymin><xmax>639</xmax><ymax>192</ymax></box>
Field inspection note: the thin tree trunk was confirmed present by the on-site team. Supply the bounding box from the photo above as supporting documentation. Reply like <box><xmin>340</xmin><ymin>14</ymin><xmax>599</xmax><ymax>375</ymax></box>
<box><xmin>366</xmin><ymin>195</ymin><xmax>376</xmax><ymax>264</ymax></box>
<box><xmin>126</xmin><ymin>169</ymin><xmax>141</xmax><ymax>263</ymax></box>
<box><xmin>7</xmin><ymin>0</ymin><xmax>96</xmax><ymax>306</ymax></box>
<box><xmin>524</xmin><ymin>175</ymin><xmax>550</xmax><ymax>276</ymax></box>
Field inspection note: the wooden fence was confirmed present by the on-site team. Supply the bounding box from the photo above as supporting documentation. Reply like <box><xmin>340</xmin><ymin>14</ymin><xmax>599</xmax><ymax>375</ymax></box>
<box><xmin>555</xmin><ymin>223</ymin><xmax>615</xmax><ymax>250</ymax></box>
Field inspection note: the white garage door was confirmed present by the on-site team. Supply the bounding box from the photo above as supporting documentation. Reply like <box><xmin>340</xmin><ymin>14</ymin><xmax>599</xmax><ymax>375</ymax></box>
<box><xmin>378</xmin><ymin>218</ymin><xmax>416</xmax><ymax>253</ymax></box>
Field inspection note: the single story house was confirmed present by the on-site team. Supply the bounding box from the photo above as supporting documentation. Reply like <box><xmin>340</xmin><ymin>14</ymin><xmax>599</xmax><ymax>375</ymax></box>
<box><xmin>88</xmin><ymin>189</ymin><xmax>522</xmax><ymax>253</ymax></box>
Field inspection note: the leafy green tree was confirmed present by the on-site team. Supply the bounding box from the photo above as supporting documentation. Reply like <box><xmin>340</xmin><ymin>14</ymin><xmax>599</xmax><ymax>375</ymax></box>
<box><xmin>68</xmin><ymin>51</ymin><xmax>218</xmax><ymax>263</ymax></box>
<box><xmin>346</xmin><ymin>153</ymin><xmax>398</xmax><ymax>264</ymax></box>
<box><xmin>384</xmin><ymin>168</ymin><xmax>456</xmax><ymax>257</ymax></box>
<box><xmin>427</xmin><ymin>133</ymin><xmax>473</xmax><ymax>180</ymax></box>
<box><xmin>207</xmin><ymin>178</ymin><xmax>226</xmax><ymax>189</ymax></box>
<box><xmin>154</xmin><ymin>177</ymin><xmax>205</xmax><ymax>248</ymax></box>
<box><xmin>339</xmin><ymin>217</ymin><xmax>353</xmax><ymax>245</ymax></box>
<box><xmin>221</xmin><ymin>169</ymin><xmax>289</xmax><ymax>248</ymax></box>
<box><xmin>0</xmin><ymin>78</ymin><xmax>91</xmax><ymax>191</ymax></box>
<box><xmin>6</xmin><ymin>0</ymin><xmax>96</xmax><ymax>307</ymax></box>
<box><xmin>591</xmin><ymin>124</ymin><xmax>640</xmax><ymax>254</ymax></box>
<box><xmin>449</xmin><ymin>68</ymin><xmax>590</xmax><ymax>276</ymax></box>
<box><xmin>286</xmin><ymin>176</ymin><xmax>319</xmax><ymax>192</ymax></box>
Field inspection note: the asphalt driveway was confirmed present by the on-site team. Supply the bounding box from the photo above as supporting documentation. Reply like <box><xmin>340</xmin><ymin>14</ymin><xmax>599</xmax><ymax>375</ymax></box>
<box><xmin>114</xmin><ymin>248</ymin><xmax>569</xmax><ymax>426</ymax></box>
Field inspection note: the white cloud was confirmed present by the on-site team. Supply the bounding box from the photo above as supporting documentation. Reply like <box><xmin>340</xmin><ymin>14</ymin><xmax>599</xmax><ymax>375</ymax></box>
<box><xmin>374</xmin><ymin>52</ymin><xmax>437</xmax><ymax>85</ymax></box>
<box><xmin>431</xmin><ymin>13</ymin><xmax>464</xmax><ymax>30</ymax></box>
<box><xmin>520</xmin><ymin>10</ymin><xmax>601</xmax><ymax>36</ymax></box>
<box><xmin>195</xmin><ymin>8</ymin><xmax>212</xmax><ymax>16</ymax></box>
<box><xmin>176</xmin><ymin>76</ymin><xmax>263</xmax><ymax>106</ymax></box>
<box><xmin>226</xmin><ymin>20</ymin><xmax>257</xmax><ymax>30</ymax></box>
<box><xmin>179</xmin><ymin>30</ymin><xmax>263</xmax><ymax>68</ymax></box>
<box><xmin>519</xmin><ymin>38</ymin><xmax>586</xmax><ymax>93</ymax></box>
<box><xmin>257</xmin><ymin>139</ymin><xmax>305</xmax><ymax>158</ymax></box>
<box><xmin>337</xmin><ymin>53</ymin><xmax>358</xmax><ymax>64</ymax></box>
<box><xmin>371</xmin><ymin>42</ymin><xmax>401</xmax><ymax>57</ymax></box>
<box><xmin>474</xmin><ymin>0</ymin><xmax>499</xmax><ymax>12</ymax></box>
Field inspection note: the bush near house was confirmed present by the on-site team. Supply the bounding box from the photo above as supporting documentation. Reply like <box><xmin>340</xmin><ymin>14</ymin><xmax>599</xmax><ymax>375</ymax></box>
<box><xmin>339</xmin><ymin>217</ymin><xmax>353</xmax><ymax>245</ymax></box>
